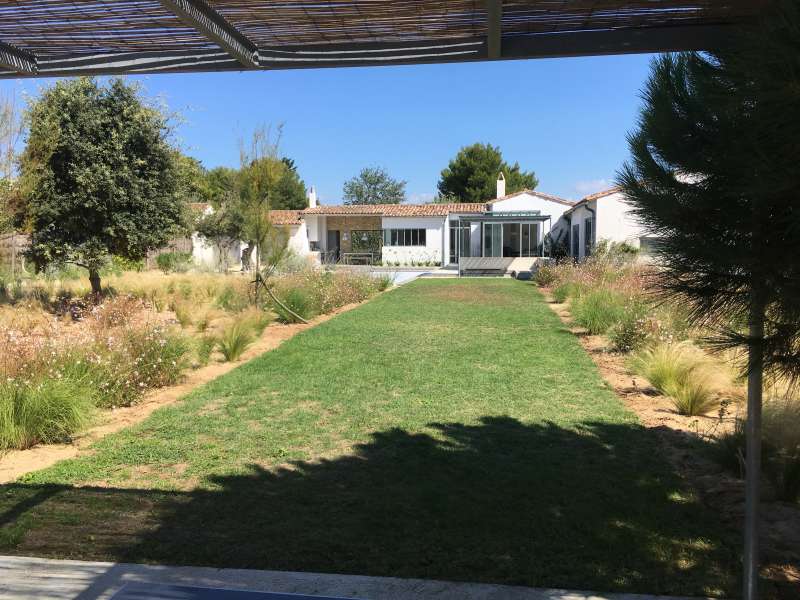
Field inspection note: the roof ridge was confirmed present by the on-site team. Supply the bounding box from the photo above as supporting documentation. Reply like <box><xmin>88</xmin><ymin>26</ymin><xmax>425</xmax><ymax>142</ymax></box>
<box><xmin>580</xmin><ymin>186</ymin><xmax>622</xmax><ymax>202</ymax></box>
<box><xmin>486</xmin><ymin>189</ymin><xmax>575</xmax><ymax>206</ymax></box>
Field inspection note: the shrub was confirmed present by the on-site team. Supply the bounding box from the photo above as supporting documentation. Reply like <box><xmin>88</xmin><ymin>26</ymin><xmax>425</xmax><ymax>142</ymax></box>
<box><xmin>123</xmin><ymin>326</ymin><xmax>189</xmax><ymax>389</ymax></box>
<box><xmin>156</xmin><ymin>251</ymin><xmax>193</xmax><ymax>274</ymax></box>
<box><xmin>608</xmin><ymin>302</ymin><xmax>649</xmax><ymax>352</ymax></box>
<box><xmin>273</xmin><ymin>287</ymin><xmax>318</xmax><ymax>323</ymax></box>
<box><xmin>217</xmin><ymin>321</ymin><xmax>254</xmax><ymax>362</ymax></box>
<box><xmin>572</xmin><ymin>289</ymin><xmax>627</xmax><ymax>334</ymax></box>
<box><xmin>0</xmin><ymin>377</ymin><xmax>95</xmax><ymax>450</ymax></box>
<box><xmin>713</xmin><ymin>399</ymin><xmax>800</xmax><ymax>502</ymax></box>
<box><xmin>533</xmin><ymin>264</ymin><xmax>558</xmax><ymax>287</ymax></box>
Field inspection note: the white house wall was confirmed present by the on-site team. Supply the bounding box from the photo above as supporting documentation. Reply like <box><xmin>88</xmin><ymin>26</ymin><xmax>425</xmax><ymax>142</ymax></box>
<box><xmin>594</xmin><ymin>191</ymin><xmax>649</xmax><ymax>248</ymax></box>
<box><xmin>381</xmin><ymin>216</ymin><xmax>444</xmax><ymax>265</ymax></box>
<box><xmin>567</xmin><ymin>204</ymin><xmax>594</xmax><ymax>260</ymax></box>
<box><xmin>305</xmin><ymin>214</ymin><xmax>322</xmax><ymax>248</ymax></box>
<box><xmin>285</xmin><ymin>223</ymin><xmax>309</xmax><ymax>256</ymax></box>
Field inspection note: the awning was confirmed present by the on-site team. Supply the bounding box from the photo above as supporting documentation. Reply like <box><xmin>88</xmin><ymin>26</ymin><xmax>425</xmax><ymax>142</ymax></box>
<box><xmin>0</xmin><ymin>1</ymin><xmax>764</xmax><ymax>78</ymax></box>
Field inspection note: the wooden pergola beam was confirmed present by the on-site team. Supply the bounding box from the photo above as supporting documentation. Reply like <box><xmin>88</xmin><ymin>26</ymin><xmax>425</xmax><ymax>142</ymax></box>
<box><xmin>158</xmin><ymin>0</ymin><xmax>258</xmax><ymax>68</ymax></box>
<box><xmin>487</xmin><ymin>0</ymin><xmax>503</xmax><ymax>59</ymax></box>
<box><xmin>0</xmin><ymin>41</ymin><xmax>37</xmax><ymax>74</ymax></box>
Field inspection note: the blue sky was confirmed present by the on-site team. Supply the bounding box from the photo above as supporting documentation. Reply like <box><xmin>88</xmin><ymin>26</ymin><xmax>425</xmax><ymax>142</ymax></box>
<box><xmin>1</xmin><ymin>53</ymin><xmax>656</xmax><ymax>204</ymax></box>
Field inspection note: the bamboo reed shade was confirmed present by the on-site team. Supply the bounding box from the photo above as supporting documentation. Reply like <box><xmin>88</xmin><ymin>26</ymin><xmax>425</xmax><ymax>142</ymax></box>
<box><xmin>211</xmin><ymin>0</ymin><xmax>756</xmax><ymax>47</ymax></box>
<box><xmin>0</xmin><ymin>1</ymin><xmax>765</xmax><ymax>77</ymax></box>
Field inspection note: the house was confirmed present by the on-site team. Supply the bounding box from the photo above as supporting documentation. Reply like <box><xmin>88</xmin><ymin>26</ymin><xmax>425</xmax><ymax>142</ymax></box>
<box><xmin>556</xmin><ymin>187</ymin><xmax>654</xmax><ymax>260</ymax></box>
<box><xmin>189</xmin><ymin>179</ymin><xmax>655</xmax><ymax>272</ymax></box>
<box><xmin>297</xmin><ymin>178</ymin><xmax>575</xmax><ymax>271</ymax></box>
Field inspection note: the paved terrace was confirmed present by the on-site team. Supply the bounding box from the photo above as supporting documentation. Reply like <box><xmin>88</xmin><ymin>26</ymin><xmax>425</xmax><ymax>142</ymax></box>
<box><xmin>0</xmin><ymin>556</ymin><xmax>703</xmax><ymax>600</ymax></box>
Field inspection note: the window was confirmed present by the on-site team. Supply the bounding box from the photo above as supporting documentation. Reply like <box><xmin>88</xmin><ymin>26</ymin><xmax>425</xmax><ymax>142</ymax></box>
<box><xmin>584</xmin><ymin>218</ymin><xmax>594</xmax><ymax>257</ymax></box>
<box><xmin>571</xmin><ymin>224</ymin><xmax>580</xmax><ymax>257</ymax></box>
<box><xmin>383</xmin><ymin>228</ymin><xmax>426</xmax><ymax>246</ymax></box>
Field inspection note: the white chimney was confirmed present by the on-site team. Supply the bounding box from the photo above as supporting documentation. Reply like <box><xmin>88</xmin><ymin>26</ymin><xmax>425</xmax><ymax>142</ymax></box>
<box><xmin>308</xmin><ymin>186</ymin><xmax>318</xmax><ymax>208</ymax></box>
<box><xmin>496</xmin><ymin>172</ymin><xmax>506</xmax><ymax>199</ymax></box>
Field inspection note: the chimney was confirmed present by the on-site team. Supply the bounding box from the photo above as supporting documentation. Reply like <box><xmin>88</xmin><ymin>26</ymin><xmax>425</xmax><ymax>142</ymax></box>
<box><xmin>308</xmin><ymin>186</ymin><xmax>318</xmax><ymax>208</ymax></box>
<box><xmin>496</xmin><ymin>172</ymin><xmax>506</xmax><ymax>199</ymax></box>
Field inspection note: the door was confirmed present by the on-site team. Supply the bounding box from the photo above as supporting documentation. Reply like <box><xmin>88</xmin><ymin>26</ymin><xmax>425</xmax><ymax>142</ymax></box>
<box><xmin>483</xmin><ymin>223</ymin><xmax>502</xmax><ymax>257</ymax></box>
<box><xmin>326</xmin><ymin>230</ymin><xmax>340</xmax><ymax>262</ymax></box>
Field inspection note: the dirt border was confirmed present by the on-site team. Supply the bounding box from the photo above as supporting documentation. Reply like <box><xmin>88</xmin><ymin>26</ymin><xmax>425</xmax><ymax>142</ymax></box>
<box><xmin>539</xmin><ymin>287</ymin><xmax>799</xmax><ymax>595</ymax></box>
<box><xmin>0</xmin><ymin>300</ymin><xmax>367</xmax><ymax>483</ymax></box>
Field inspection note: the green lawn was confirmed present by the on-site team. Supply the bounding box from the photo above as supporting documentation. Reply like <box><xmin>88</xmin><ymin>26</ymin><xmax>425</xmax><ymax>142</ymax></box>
<box><xmin>0</xmin><ymin>279</ymin><xmax>736</xmax><ymax>596</ymax></box>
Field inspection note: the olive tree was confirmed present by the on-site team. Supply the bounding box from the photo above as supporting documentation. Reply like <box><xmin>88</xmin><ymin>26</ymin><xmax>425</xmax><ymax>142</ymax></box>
<box><xmin>17</xmin><ymin>77</ymin><xmax>183</xmax><ymax>294</ymax></box>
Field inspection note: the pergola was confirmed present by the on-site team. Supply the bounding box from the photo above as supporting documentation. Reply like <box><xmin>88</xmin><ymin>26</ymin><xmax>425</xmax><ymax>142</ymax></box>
<box><xmin>0</xmin><ymin>1</ymin><xmax>763</xmax><ymax>78</ymax></box>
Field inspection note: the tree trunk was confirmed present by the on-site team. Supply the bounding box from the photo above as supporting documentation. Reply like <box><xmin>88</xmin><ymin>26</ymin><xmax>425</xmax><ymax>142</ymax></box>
<box><xmin>89</xmin><ymin>269</ymin><xmax>102</xmax><ymax>297</ymax></box>
<box><xmin>242</xmin><ymin>243</ymin><xmax>254</xmax><ymax>271</ymax></box>
<box><xmin>743</xmin><ymin>293</ymin><xmax>765</xmax><ymax>600</ymax></box>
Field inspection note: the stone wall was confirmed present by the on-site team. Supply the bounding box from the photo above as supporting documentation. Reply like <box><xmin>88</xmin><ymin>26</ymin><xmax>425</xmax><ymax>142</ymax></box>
<box><xmin>325</xmin><ymin>216</ymin><xmax>382</xmax><ymax>254</ymax></box>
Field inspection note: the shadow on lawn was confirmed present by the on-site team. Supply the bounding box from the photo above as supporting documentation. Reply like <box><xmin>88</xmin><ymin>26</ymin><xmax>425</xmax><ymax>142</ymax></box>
<box><xmin>0</xmin><ymin>417</ymin><xmax>737</xmax><ymax>596</ymax></box>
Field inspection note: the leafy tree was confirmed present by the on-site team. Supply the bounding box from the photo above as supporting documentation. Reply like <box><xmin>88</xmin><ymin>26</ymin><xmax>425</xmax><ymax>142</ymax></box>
<box><xmin>273</xmin><ymin>156</ymin><xmax>307</xmax><ymax>210</ymax></box>
<box><xmin>437</xmin><ymin>143</ymin><xmax>538</xmax><ymax>203</ymax></box>
<box><xmin>16</xmin><ymin>77</ymin><xmax>183</xmax><ymax>294</ymax></box>
<box><xmin>0</xmin><ymin>93</ymin><xmax>22</xmax><ymax>234</ymax></box>
<box><xmin>173</xmin><ymin>152</ymin><xmax>213</xmax><ymax>203</ymax></box>
<box><xmin>205</xmin><ymin>166</ymin><xmax>237</xmax><ymax>206</ymax></box>
<box><xmin>617</xmin><ymin>4</ymin><xmax>800</xmax><ymax>597</ymax></box>
<box><xmin>343</xmin><ymin>166</ymin><xmax>406</xmax><ymax>205</ymax></box>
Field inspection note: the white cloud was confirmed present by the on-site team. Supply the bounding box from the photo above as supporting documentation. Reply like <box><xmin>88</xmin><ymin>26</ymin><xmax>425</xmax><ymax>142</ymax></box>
<box><xmin>572</xmin><ymin>178</ymin><xmax>613</xmax><ymax>197</ymax></box>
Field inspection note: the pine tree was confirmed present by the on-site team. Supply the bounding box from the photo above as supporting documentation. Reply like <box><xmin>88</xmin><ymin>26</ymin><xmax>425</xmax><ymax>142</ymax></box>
<box><xmin>618</xmin><ymin>4</ymin><xmax>800</xmax><ymax>597</ymax></box>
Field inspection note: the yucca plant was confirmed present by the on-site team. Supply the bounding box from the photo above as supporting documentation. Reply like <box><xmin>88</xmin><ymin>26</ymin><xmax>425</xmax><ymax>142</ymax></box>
<box><xmin>217</xmin><ymin>321</ymin><xmax>254</xmax><ymax>362</ymax></box>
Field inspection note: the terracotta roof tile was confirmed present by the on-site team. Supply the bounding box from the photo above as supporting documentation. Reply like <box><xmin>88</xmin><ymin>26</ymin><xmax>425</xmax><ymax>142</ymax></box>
<box><xmin>270</xmin><ymin>210</ymin><xmax>304</xmax><ymax>225</ymax></box>
<box><xmin>580</xmin><ymin>187</ymin><xmax>622</xmax><ymax>202</ymax></box>
<box><xmin>564</xmin><ymin>187</ymin><xmax>623</xmax><ymax>213</ymax></box>
<box><xmin>302</xmin><ymin>203</ymin><xmax>486</xmax><ymax>217</ymax></box>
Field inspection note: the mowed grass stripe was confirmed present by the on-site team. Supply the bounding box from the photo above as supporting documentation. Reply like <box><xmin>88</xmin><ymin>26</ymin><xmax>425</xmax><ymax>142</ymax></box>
<box><xmin>1</xmin><ymin>279</ymin><xmax>736</xmax><ymax>596</ymax></box>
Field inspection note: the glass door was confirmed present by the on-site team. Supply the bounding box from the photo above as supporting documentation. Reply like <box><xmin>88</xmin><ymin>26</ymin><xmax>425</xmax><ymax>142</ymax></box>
<box><xmin>483</xmin><ymin>223</ymin><xmax>502</xmax><ymax>257</ymax></box>
<box><xmin>502</xmin><ymin>223</ymin><xmax>520</xmax><ymax>257</ymax></box>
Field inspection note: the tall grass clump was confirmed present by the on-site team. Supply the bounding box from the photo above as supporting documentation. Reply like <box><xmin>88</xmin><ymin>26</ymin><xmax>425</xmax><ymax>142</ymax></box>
<box><xmin>713</xmin><ymin>398</ymin><xmax>800</xmax><ymax>503</ymax></box>
<box><xmin>0</xmin><ymin>377</ymin><xmax>95</xmax><ymax>450</ymax></box>
<box><xmin>629</xmin><ymin>342</ymin><xmax>717</xmax><ymax>416</ymax></box>
<box><xmin>195</xmin><ymin>335</ymin><xmax>217</xmax><ymax>367</ymax></box>
<box><xmin>217</xmin><ymin>321</ymin><xmax>254</xmax><ymax>362</ymax></box>
<box><xmin>552</xmin><ymin>281</ymin><xmax>578</xmax><ymax>303</ymax></box>
<box><xmin>572</xmin><ymin>289</ymin><xmax>627</xmax><ymax>334</ymax></box>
